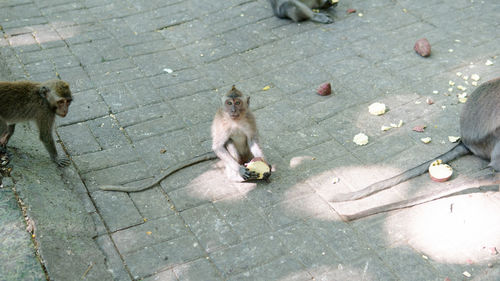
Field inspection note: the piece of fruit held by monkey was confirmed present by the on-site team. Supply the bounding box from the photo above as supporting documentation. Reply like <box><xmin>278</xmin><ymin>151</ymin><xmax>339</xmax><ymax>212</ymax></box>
<box><xmin>331</xmin><ymin>77</ymin><xmax>500</xmax><ymax>221</ymax></box>
<box><xmin>0</xmin><ymin>80</ymin><xmax>72</xmax><ymax>166</ymax></box>
<box><xmin>269</xmin><ymin>0</ymin><xmax>338</xmax><ymax>24</ymax></box>
<box><xmin>99</xmin><ymin>86</ymin><xmax>270</xmax><ymax>192</ymax></box>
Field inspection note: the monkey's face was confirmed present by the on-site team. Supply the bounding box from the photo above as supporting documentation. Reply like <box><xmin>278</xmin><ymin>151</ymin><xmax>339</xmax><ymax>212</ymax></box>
<box><xmin>224</xmin><ymin>98</ymin><xmax>246</xmax><ymax>120</ymax></box>
<box><xmin>55</xmin><ymin>98</ymin><xmax>72</xmax><ymax>117</ymax></box>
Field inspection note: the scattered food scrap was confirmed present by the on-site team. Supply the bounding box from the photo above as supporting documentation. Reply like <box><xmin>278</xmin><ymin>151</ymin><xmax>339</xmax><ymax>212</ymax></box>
<box><xmin>368</xmin><ymin>102</ymin><xmax>386</xmax><ymax>115</ymax></box>
<box><xmin>317</xmin><ymin>82</ymin><xmax>332</xmax><ymax>96</ymax></box>
<box><xmin>163</xmin><ymin>68</ymin><xmax>173</xmax><ymax>73</ymax></box>
<box><xmin>448</xmin><ymin>136</ymin><xmax>460</xmax><ymax>143</ymax></box>
<box><xmin>421</xmin><ymin>137</ymin><xmax>432</xmax><ymax>144</ymax></box>
<box><xmin>414</xmin><ymin>38</ymin><xmax>431</xmax><ymax>57</ymax></box>
<box><xmin>160</xmin><ymin>149</ymin><xmax>167</xmax><ymax>154</ymax></box>
<box><xmin>457</xmin><ymin>85</ymin><xmax>467</xmax><ymax>91</ymax></box>
<box><xmin>262</xmin><ymin>85</ymin><xmax>271</xmax><ymax>91</ymax></box>
<box><xmin>485</xmin><ymin>60</ymin><xmax>494</xmax><ymax>66</ymax></box>
<box><xmin>347</xmin><ymin>8</ymin><xmax>356</xmax><ymax>14</ymax></box>
<box><xmin>471</xmin><ymin>74</ymin><xmax>480</xmax><ymax>81</ymax></box>
<box><xmin>432</xmin><ymin>90</ymin><xmax>439</xmax><ymax>94</ymax></box>
<box><xmin>426</xmin><ymin>98</ymin><xmax>434</xmax><ymax>104</ymax></box>
<box><xmin>332</xmin><ymin>177</ymin><xmax>340</xmax><ymax>184</ymax></box>
<box><xmin>412</xmin><ymin>125</ymin><xmax>426</xmax><ymax>132</ymax></box>
<box><xmin>429</xmin><ymin>159</ymin><xmax>453</xmax><ymax>182</ymax></box>
<box><xmin>381</xmin><ymin>125</ymin><xmax>392</xmax><ymax>131</ymax></box>
<box><xmin>463</xmin><ymin>271</ymin><xmax>472</xmax><ymax>278</ymax></box>
<box><xmin>449</xmin><ymin>80</ymin><xmax>455</xmax><ymax>86</ymax></box>
<box><xmin>353</xmin><ymin>133</ymin><xmax>369</xmax><ymax>146</ymax></box>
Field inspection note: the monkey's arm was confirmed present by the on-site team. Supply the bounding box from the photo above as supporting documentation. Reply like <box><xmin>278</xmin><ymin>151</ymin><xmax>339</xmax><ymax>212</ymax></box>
<box><xmin>338</xmin><ymin>173</ymin><xmax>500</xmax><ymax>222</ymax></box>
<box><xmin>100</xmin><ymin>152</ymin><xmax>217</xmax><ymax>192</ymax></box>
<box><xmin>248</xmin><ymin>137</ymin><xmax>265</xmax><ymax>159</ymax></box>
<box><xmin>37</xmin><ymin>118</ymin><xmax>70</xmax><ymax>167</ymax></box>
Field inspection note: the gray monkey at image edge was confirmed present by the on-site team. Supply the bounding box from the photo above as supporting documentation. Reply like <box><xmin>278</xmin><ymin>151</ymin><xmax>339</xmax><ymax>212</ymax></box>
<box><xmin>269</xmin><ymin>0</ymin><xmax>338</xmax><ymax>24</ymax></box>
<box><xmin>100</xmin><ymin>85</ymin><xmax>270</xmax><ymax>192</ymax></box>
<box><xmin>0</xmin><ymin>80</ymin><xmax>73</xmax><ymax>167</ymax></box>
<box><xmin>332</xmin><ymin>77</ymin><xmax>500</xmax><ymax>221</ymax></box>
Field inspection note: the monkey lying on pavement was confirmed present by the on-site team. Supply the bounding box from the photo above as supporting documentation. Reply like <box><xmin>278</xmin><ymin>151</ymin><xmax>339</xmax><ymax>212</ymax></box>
<box><xmin>100</xmin><ymin>85</ymin><xmax>270</xmax><ymax>192</ymax></box>
<box><xmin>331</xmin><ymin>77</ymin><xmax>500</xmax><ymax>221</ymax></box>
<box><xmin>0</xmin><ymin>80</ymin><xmax>73</xmax><ymax>167</ymax></box>
<box><xmin>269</xmin><ymin>0</ymin><xmax>338</xmax><ymax>24</ymax></box>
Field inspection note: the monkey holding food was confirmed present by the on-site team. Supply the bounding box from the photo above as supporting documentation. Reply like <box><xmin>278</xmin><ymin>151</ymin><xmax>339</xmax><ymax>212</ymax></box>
<box><xmin>269</xmin><ymin>0</ymin><xmax>338</xmax><ymax>24</ymax></box>
<box><xmin>332</xmin><ymin>77</ymin><xmax>500</xmax><ymax>221</ymax></box>
<box><xmin>0</xmin><ymin>80</ymin><xmax>72</xmax><ymax>166</ymax></box>
<box><xmin>100</xmin><ymin>85</ymin><xmax>270</xmax><ymax>192</ymax></box>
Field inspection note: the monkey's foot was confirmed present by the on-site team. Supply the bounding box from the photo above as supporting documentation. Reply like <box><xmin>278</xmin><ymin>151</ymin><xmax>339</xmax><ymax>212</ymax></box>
<box><xmin>311</xmin><ymin>13</ymin><xmax>333</xmax><ymax>24</ymax></box>
<box><xmin>55</xmin><ymin>156</ymin><xmax>70</xmax><ymax>167</ymax></box>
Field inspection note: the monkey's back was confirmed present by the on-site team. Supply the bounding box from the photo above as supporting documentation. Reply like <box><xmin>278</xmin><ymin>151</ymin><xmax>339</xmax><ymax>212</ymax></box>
<box><xmin>459</xmin><ymin>77</ymin><xmax>500</xmax><ymax>160</ymax></box>
<box><xmin>0</xmin><ymin>81</ymin><xmax>43</xmax><ymax>122</ymax></box>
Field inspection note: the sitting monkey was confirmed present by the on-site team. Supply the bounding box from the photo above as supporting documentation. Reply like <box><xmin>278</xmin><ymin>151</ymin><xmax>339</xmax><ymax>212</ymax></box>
<box><xmin>100</xmin><ymin>86</ymin><xmax>270</xmax><ymax>192</ymax></box>
<box><xmin>269</xmin><ymin>0</ymin><xmax>338</xmax><ymax>24</ymax></box>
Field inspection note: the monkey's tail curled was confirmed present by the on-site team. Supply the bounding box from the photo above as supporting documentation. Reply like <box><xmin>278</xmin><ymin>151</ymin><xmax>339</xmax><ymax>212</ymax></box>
<box><xmin>99</xmin><ymin>152</ymin><xmax>218</xmax><ymax>192</ymax></box>
<box><xmin>338</xmin><ymin>172</ymin><xmax>500</xmax><ymax>221</ymax></box>
<box><xmin>330</xmin><ymin>142</ymin><xmax>471</xmax><ymax>202</ymax></box>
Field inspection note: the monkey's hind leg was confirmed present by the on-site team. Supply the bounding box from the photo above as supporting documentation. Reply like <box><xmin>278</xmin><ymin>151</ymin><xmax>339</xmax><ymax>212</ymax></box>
<box><xmin>338</xmin><ymin>173</ymin><xmax>500</xmax><ymax>222</ymax></box>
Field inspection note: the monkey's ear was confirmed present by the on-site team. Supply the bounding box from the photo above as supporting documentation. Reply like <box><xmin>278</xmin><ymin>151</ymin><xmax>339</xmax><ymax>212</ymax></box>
<box><xmin>39</xmin><ymin>86</ymin><xmax>50</xmax><ymax>98</ymax></box>
<box><xmin>231</xmin><ymin>85</ymin><xmax>236</xmax><ymax>91</ymax></box>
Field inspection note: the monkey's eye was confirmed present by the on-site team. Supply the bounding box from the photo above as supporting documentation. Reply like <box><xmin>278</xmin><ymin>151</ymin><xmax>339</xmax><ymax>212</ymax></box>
<box><xmin>226</xmin><ymin>101</ymin><xmax>232</xmax><ymax>105</ymax></box>
<box><xmin>235</xmin><ymin>101</ymin><xmax>241</xmax><ymax>105</ymax></box>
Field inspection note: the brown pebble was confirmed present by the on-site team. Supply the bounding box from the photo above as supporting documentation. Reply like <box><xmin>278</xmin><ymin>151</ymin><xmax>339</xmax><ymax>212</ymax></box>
<box><xmin>414</xmin><ymin>38</ymin><xmax>431</xmax><ymax>57</ymax></box>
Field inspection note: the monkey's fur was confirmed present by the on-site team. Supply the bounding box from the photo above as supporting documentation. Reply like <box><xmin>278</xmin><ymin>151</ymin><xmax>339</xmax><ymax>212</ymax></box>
<box><xmin>100</xmin><ymin>86</ymin><xmax>269</xmax><ymax>192</ymax></box>
<box><xmin>0</xmin><ymin>80</ymin><xmax>72</xmax><ymax>166</ymax></box>
<box><xmin>269</xmin><ymin>0</ymin><xmax>337</xmax><ymax>24</ymax></box>
<box><xmin>332</xmin><ymin>77</ymin><xmax>500</xmax><ymax>221</ymax></box>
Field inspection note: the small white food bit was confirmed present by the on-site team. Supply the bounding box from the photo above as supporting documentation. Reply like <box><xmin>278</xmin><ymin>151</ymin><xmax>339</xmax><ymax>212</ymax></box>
<box><xmin>368</xmin><ymin>102</ymin><xmax>386</xmax><ymax>115</ymax></box>
<box><xmin>432</xmin><ymin>90</ymin><xmax>439</xmax><ymax>94</ymax></box>
<box><xmin>457</xmin><ymin>85</ymin><xmax>467</xmax><ymax>91</ymax></box>
<box><xmin>163</xmin><ymin>68</ymin><xmax>173</xmax><ymax>73</ymax></box>
<box><xmin>441</xmin><ymin>105</ymin><xmax>446</xmax><ymax>109</ymax></box>
<box><xmin>448</xmin><ymin>136</ymin><xmax>461</xmax><ymax>143</ymax></box>
<box><xmin>462</xmin><ymin>75</ymin><xmax>469</xmax><ymax>80</ymax></box>
<box><xmin>448</xmin><ymin>87</ymin><xmax>453</xmax><ymax>92</ymax></box>
<box><xmin>358</xmin><ymin>13</ymin><xmax>363</xmax><ymax>17</ymax></box>
<box><xmin>463</xmin><ymin>271</ymin><xmax>472</xmax><ymax>278</ymax></box>
<box><xmin>485</xmin><ymin>60</ymin><xmax>494</xmax><ymax>66</ymax></box>
<box><xmin>422</xmin><ymin>255</ymin><xmax>429</xmax><ymax>260</ymax></box>
<box><xmin>456</xmin><ymin>72</ymin><xmax>463</xmax><ymax>77</ymax></box>
<box><xmin>448</xmin><ymin>49</ymin><xmax>454</xmax><ymax>53</ymax></box>
<box><xmin>381</xmin><ymin>125</ymin><xmax>392</xmax><ymax>131</ymax></box>
<box><xmin>397</xmin><ymin>120</ymin><xmax>403</xmax><ymax>127</ymax></box>
<box><xmin>421</xmin><ymin>137</ymin><xmax>432</xmax><ymax>144</ymax></box>
<box><xmin>353</xmin><ymin>133</ymin><xmax>369</xmax><ymax>146</ymax></box>
<box><xmin>415</xmin><ymin>100</ymin><xmax>421</xmax><ymax>104</ymax></box>
<box><xmin>449</xmin><ymin>80</ymin><xmax>455</xmax><ymax>86</ymax></box>
<box><xmin>471</xmin><ymin>81</ymin><xmax>478</xmax><ymax>86</ymax></box>
<box><xmin>471</xmin><ymin>74</ymin><xmax>480</xmax><ymax>81</ymax></box>
<box><xmin>459</xmin><ymin>97</ymin><xmax>468</xmax><ymax>103</ymax></box>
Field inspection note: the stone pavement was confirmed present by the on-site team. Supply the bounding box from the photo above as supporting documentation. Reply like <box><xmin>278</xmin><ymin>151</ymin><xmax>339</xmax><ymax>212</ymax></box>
<box><xmin>1</xmin><ymin>0</ymin><xmax>500</xmax><ymax>280</ymax></box>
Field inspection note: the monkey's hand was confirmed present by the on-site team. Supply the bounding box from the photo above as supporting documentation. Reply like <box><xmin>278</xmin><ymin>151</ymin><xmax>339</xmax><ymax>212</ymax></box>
<box><xmin>239</xmin><ymin>165</ymin><xmax>259</xmax><ymax>181</ymax></box>
<box><xmin>55</xmin><ymin>156</ymin><xmax>70</xmax><ymax>167</ymax></box>
<box><xmin>311</xmin><ymin>13</ymin><xmax>333</xmax><ymax>24</ymax></box>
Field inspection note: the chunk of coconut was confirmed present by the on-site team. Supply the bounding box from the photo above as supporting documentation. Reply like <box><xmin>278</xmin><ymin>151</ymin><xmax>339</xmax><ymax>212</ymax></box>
<box><xmin>428</xmin><ymin>159</ymin><xmax>453</xmax><ymax>182</ymax></box>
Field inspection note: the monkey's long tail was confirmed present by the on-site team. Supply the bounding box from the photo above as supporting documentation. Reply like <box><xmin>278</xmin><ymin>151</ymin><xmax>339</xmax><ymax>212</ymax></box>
<box><xmin>99</xmin><ymin>152</ymin><xmax>218</xmax><ymax>192</ymax></box>
<box><xmin>338</xmin><ymin>172</ymin><xmax>500</xmax><ymax>222</ymax></box>
<box><xmin>330</xmin><ymin>142</ymin><xmax>471</xmax><ymax>202</ymax></box>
